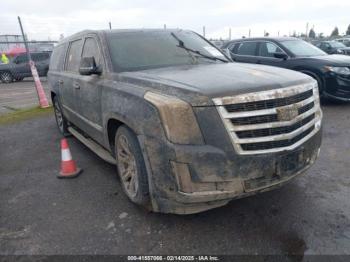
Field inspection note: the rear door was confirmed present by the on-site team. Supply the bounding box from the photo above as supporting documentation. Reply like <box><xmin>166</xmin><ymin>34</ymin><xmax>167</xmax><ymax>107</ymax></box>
<box><xmin>229</xmin><ymin>41</ymin><xmax>259</xmax><ymax>63</ymax></box>
<box><xmin>59</xmin><ymin>38</ymin><xmax>83</xmax><ymax>123</ymax></box>
<box><xmin>256</xmin><ymin>41</ymin><xmax>289</xmax><ymax>67</ymax></box>
<box><xmin>74</xmin><ymin>35</ymin><xmax>104</xmax><ymax>143</ymax></box>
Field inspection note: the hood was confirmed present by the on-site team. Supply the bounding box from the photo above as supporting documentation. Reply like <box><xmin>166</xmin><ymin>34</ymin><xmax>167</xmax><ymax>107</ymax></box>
<box><xmin>304</xmin><ymin>54</ymin><xmax>350</xmax><ymax>66</ymax></box>
<box><xmin>118</xmin><ymin>63</ymin><xmax>312</xmax><ymax>106</ymax></box>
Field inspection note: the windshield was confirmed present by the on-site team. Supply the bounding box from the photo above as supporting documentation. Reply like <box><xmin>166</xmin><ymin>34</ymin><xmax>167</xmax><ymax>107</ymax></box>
<box><xmin>107</xmin><ymin>30</ymin><xmax>227</xmax><ymax>72</ymax></box>
<box><xmin>329</xmin><ymin>41</ymin><xmax>346</xmax><ymax>48</ymax></box>
<box><xmin>280</xmin><ymin>40</ymin><xmax>327</xmax><ymax>57</ymax></box>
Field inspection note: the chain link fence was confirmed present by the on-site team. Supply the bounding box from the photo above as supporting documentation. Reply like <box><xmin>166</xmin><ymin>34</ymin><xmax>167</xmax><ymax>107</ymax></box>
<box><xmin>0</xmin><ymin>38</ymin><xmax>56</xmax><ymax>84</ymax></box>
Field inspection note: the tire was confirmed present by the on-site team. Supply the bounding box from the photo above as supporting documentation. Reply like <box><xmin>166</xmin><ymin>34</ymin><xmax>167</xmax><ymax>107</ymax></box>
<box><xmin>0</xmin><ymin>71</ymin><xmax>14</xmax><ymax>83</ymax></box>
<box><xmin>15</xmin><ymin>77</ymin><xmax>24</xmax><ymax>82</ymax></box>
<box><xmin>53</xmin><ymin>96</ymin><xmax>70</xmax><ymax>136</ymax></box>
<box><xmin>115</xmin><ymin>126</ymin><xmax>150</xmax><ymax>207</ymax></box>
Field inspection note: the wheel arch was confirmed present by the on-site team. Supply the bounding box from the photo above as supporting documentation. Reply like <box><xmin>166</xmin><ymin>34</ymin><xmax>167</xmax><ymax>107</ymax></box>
<box><xmin>105</xmin><ymin>115</ymin><xmax>143</xmax><ymax>156</ymax></box>
<box><xmin>297</xmin><ymin>68</ymin><xmax>325</xmax><ymax>91</ymax></box>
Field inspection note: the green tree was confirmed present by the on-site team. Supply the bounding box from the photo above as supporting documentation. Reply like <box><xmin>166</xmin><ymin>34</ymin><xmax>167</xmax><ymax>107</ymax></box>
<box><xmin>346</xmin><ymin>24</ymin><xmax>350</xmax><ymax>35</ymax></box>
<box><xmin>309</xmin><ymin>28</ymin><xmax>316</xmax><ymax>38</ymax></box>
<box><xmin>331</xmin><ymin>27</ymin><xmax>339</xmax><ymax>37</ymax></box>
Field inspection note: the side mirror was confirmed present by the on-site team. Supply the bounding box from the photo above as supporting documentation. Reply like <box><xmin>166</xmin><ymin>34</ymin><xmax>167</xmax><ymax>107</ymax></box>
<box><xmin>273</xmin><ymin>52</ymin><xmax>288</xmax><ymax>60</ymax></box>
<box><xmin>79</xmin><ymin>57</ymin><xmax>102</xmax><ymax>76</ymax></box>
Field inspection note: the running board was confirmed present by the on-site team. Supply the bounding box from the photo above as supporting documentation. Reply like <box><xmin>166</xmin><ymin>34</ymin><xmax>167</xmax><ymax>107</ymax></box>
<box><xmin>68</xmin><ymin>127</ymin><xmax>116</xmax><ymax>165</ymax></box>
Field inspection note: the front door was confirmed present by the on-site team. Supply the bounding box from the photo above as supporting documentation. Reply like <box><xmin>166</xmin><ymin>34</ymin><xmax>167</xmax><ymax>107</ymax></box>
<box><xmin>74</xmin><ymin>35</ymin><xmax>104</xmax><ymax>143</ymax></box>
<box><xmin>256</xmin><ymin>41</ymin><xmax>289</xmax><ymax>68</ymax></box>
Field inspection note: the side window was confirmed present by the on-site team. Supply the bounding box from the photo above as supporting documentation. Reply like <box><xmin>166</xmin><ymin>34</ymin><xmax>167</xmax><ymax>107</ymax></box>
<box><xmin>82</xmin><ymin>37</ymin><xmax>101</xmax><ymax>66</ymax></box>
<box><xmin>16</xmin><ymin>54</ymin><xmax>28</xmax><ymax>64</ymax></box>
<box><xmin>259</xmin><ymin>42</ymin><xmax>284</xmax><ymax>57</ymax></box>
<box><xmin>32</xmin><ymin>53</ymin><xmax>49</xmax><ymax>62</ymax></box>
<box><xmin>229</xmin><ymin>43</ymin><xmax>241</xmax><ymax>54</ymax></box>
<box><xmin>236</xmin><ymin>42</ymin><xmax>258</xmax><ymax>56</ymax></box>
<box><xmin>66</xmin><ymin>39</ymin><xmax>83</xmax><ymax>72</ymax></box>
<box><xmin>50</xmin><ymin>45</ymin><xmax>66</xmax><ymax>71</ymax></box>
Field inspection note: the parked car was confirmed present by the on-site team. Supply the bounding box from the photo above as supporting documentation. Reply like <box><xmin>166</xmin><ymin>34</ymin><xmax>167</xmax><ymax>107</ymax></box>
<box><xmin>335</xmin><ymin>38</ymin><xmax>350</xmax><ymax>47</ymax></box>
<box><xmin>314</xmin><ymin>40</ymin><xmax>350</xmax><ymax>55</ymax></box>
<box><xmin>222</xmin><ymin>37</ymin><xmax>350</xmax><ymax>101</ymax></box>
<box><xmin>0</xmin><ymin>52</ymin><xmax>51</xmax><ymax>83</ymax></box>
<box><xmin>49</xmin><ymin>30</ymin><xmax>322</xmax><ymax>214</ymax></box>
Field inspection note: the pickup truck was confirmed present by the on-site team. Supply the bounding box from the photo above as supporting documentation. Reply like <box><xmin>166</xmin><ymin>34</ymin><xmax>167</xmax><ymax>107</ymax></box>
<box><xmin>48</xmin><ymin>29</ymin><xmax>322</xmax><ymax>214</ymax></box>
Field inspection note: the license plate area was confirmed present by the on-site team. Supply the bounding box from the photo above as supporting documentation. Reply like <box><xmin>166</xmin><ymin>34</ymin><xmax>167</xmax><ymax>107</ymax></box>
<box><xmin>277</xmin><ymin>148</ymin><xmax>305</xmax><ymax>176</ymax></box>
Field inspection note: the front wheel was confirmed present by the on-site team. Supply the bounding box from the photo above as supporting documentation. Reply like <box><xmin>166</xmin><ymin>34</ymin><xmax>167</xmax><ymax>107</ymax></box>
<box><xmin>115</xmin><ymin>126</ymin><xmax>150</xmax><ymax>208</ymax></box>
<box><xmin>53</xmin><ymin>96</ymin><xmax>70</xmax><ymax>136</ymax></box>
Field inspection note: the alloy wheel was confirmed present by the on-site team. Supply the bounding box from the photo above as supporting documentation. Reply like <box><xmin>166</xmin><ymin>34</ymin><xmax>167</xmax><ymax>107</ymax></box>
<box><xmin>116</xmin><ymin>134</ymin><xmax>139</xmax><ymax>198</ymax></box>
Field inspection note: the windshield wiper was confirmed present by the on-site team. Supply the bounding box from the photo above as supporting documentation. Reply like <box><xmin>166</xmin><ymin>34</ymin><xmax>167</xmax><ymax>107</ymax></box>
<box><xmin>170</xmin><ymin>32</ymin><xmax>229</xmax><ymax>63</ymax></box>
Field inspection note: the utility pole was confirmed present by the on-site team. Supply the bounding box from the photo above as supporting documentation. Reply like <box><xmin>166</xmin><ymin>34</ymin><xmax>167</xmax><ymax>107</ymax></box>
<box><xmin>203</xmin><ymin>26</ymin><xmax>206</xmax><ymax>37</ymax></box>
<box><xmin>109</xmin><ymin>22</ymin><xmax>112</xmax><ymax>30</ymax></box>
<box><xmin>164</xmin><ymin>24</ymin><xmax>166</xmax><ymax>30</ymax></box>
<box><xmin>18</xmin><ymin>16</ymin><xmax>49</xmax><ymax>108</ymax></box>
<box><xmin>229</xmin><ymin>28</ymin><xmax>232</xmax><ymax>40</ymax></box>
<box><xmin>249</xmin><ymin>29</ymin><xmax>251</xmax><ymax>37</ymax></box>
<box><xmin>305</xmin><ymin>22</ymin><xmax>309</xmax><ymax>39</ymax></box>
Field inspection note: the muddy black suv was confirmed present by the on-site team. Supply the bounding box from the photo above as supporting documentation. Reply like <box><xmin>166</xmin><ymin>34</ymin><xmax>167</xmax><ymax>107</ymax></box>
<box><xmin>48</xmin><ymin>29</ymin><xmax>322</xmax><ymax>214</ymax></box>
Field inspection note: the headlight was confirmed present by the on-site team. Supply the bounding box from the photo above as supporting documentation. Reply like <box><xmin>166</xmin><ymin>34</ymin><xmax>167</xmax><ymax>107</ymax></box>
<box><xmin>325</xmin><ymin>66</ymin><xmax>350</xmax><ymax>75</ymax></box>
<box><xmin>144</xmin><ymin>92</ymin><xmax>204</xmax><ymax>145</ymax></box>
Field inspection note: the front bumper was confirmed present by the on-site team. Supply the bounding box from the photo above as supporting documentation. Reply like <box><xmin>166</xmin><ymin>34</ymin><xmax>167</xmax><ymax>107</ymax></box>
<box><xmin>324</xmin><ymin>72</ymin><xmax>350</xmax><ymax>101</ymax></box>
<box><xmin>140</xmin><ymin>128</ymin><xmax>322</xmax><ymax>215</ymax></box>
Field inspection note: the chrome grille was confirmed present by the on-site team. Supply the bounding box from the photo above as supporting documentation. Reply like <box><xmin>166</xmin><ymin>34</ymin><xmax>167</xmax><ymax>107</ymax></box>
<box><xmin>213</xmin><ymin>82</ymin><xmax>322</xmax><ymax>155</ymax></box>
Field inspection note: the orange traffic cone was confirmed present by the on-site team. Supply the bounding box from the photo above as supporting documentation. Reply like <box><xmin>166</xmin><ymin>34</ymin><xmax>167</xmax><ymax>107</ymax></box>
<box><xmin>57</xmin><ymin>138</ymin><xmax>82</xmax><ymax>179</ymax></box>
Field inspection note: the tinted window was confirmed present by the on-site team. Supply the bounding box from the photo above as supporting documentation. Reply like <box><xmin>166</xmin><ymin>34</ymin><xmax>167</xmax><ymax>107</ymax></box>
<box><xmin>82</xmin><ymin>37</ymin><xmax>101</xmax><ymax>65</ymax></box>
<box><xmin>107</xmin><ymin>31</ymin><xmax>227</xmax><ymax>72</ymax></box>
<box><xmin>32</xmin><ymin>53</ymin><xmax>50</xmax><ymax>62</ymax></box>
<box><xmin>50</xmin><ymin>45</ymin><xmax>66</xmax><ymax>71</ymax></box>
<box><xmin>236</xmin><ymin>42</ymin><xmax>258</xmax><ymax>56</ymax></box>
<box><xmin>259</xmin><ymin>42</ymin><xmax>284</xmax><ymax>57</ymax></box>
<box><xmin>280</xmin><ymin>40</ymin><xmax>326</xmax><ymax>57</ymax></box>
<box><xmin>66</xmin><ymin>39</ymin><xmax>83</xmax><ymax>72</ymax></box>
<box><xmin>15</xmin><ymin>54</ymin><xmax>28</xmax><ymax>64</ymax></box>
<box><xmin>229</xmin><ymin>43</ymin><xmax>241</xmax><ymax>54</ymax></box>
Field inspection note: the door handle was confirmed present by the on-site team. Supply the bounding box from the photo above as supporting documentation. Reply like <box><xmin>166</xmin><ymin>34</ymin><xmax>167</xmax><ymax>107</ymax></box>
<box><xmin>58</xmin><ymin>80</ymin><xmax>64</xmax><ymax>85</ymax></box>
<box><xmin>73</xmin><ymin>82</ymin><xmax>80</xmax><ymax>89</ymax></box>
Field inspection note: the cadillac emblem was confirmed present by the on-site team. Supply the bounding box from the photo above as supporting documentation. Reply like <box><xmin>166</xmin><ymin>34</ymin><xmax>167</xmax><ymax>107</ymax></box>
<box><xmin>276</xmin><ymin>105</ymin><xmax>299</xmax><ymax>121</ymax></box>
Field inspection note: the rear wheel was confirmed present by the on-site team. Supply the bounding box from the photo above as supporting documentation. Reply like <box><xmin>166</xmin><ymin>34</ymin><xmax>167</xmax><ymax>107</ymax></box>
<box><xmin>53</xmin><ymin>96</ymin><xmax>70</xmax><ymax>136</ymax></box>
<box><xmin>0</xmin><ymin>71</ymin><xmax>14</xmax><ymax>83</ymax></box>
<box><xmin>115</xmin><ymin>126</ymin><xmax>150</xmax><ymax>207</ymax></box>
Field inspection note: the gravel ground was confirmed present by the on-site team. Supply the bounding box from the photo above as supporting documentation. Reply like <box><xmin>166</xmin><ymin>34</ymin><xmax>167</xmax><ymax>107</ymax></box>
<box><xmin>0</xmin><ymin>78</ymin><xmax>50</xmax><ymax>115</ymax></box>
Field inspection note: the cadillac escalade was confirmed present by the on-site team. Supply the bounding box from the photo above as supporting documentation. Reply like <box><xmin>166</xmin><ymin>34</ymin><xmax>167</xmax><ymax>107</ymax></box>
<box><xmin>48</xmin><ymin>29</ymin><xmax>322</xmax><ymax>214</ymax></box>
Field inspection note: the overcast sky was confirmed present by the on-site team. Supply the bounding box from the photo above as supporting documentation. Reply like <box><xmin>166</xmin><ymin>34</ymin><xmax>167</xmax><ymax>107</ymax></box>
<box><xmin>0</xmin><ymin>0</ymin><xmax>349</xmax><ymax>41</ymax></box>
